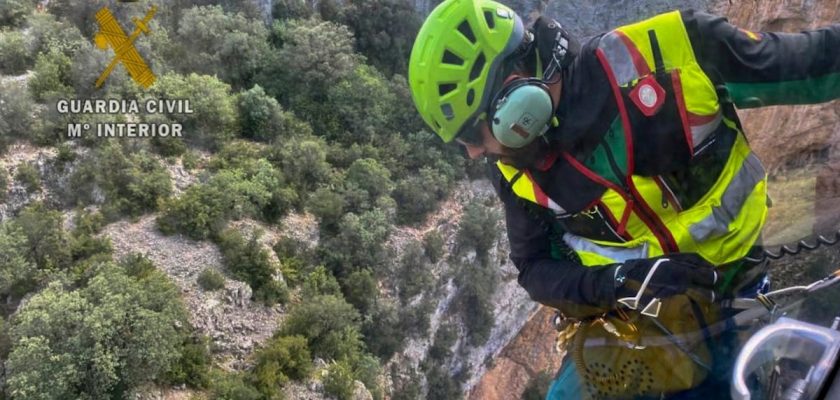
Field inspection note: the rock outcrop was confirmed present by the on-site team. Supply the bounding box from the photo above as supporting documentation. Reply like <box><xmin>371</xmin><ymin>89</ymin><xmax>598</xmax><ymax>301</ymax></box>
<box><xmin>467</xmin><ymin>306</ymin><xmax>563</xmax><ymax>400</ymax></box>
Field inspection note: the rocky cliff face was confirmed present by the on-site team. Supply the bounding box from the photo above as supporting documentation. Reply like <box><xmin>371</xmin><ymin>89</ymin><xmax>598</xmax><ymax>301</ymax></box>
<box><xmin>710</xmin><ymin>0</ymin><xmax>840</xmax><ymax>236</ymax></box>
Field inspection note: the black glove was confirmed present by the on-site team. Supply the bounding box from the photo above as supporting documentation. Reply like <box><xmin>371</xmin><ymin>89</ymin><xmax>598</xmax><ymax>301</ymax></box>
<box><xmin>609</xmin><ymin>254</ymin><xmax>718</xmax><ymax>316</ymax></box>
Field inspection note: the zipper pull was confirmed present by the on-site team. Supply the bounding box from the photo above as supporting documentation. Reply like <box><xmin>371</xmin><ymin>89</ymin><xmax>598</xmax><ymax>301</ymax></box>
<box><xmin>661</xmin><ymin>193</ymin><xmax>669</xmax><ymax>209</ymax></box>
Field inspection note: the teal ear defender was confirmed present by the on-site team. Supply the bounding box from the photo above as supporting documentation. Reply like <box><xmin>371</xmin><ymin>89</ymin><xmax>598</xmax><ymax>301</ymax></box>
<box><xmin>488</xmin><ymin>78</ymin><xmax>554</xmax><ymax>148</ymax></box>
<box><xmin>487</xmin><ymin>19</ymin><xmax>575</xmax><ymax>148</ymax></box>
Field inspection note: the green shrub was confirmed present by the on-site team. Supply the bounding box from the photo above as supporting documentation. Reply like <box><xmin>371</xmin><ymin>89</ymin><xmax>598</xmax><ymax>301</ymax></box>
<box><xmin>0</xmin><ymin>81</ymin><xmax>35</xmax><ymax>147</ymax></box>
<box><xmin>29</xmin><ymin>49</ymin><xmax>74</xmax><ymax>102</ymax></box>
<box><xmin>340</xmin><ymin>268</ymin><xmax>377</xmax><ymax>314</ymax></box>
<box><xmin>272</xmin><ymin>0</ymin><xmax>313</xmax><ymax>21</ymax></box>
<box><xmin>0</xmin><ymin>0</ymin><xmax>35</xmax><ymax>27</ymax></box>
<box><xmin>362</xmin><ymin>301</ymin><xmax>403</xmax><ymax>360</ymax></box>
<box><xmin>398</xmin><ymin>241</ymin><xmax>432</xmax><ymax>304</ymax></box>
<box><xmin>424</xmin><ymin>363</ymin><xmax>462</xmax><ymax>400</ymax></box>
<box><xmin>393</xmin><ymin>167</ymin><xmax>451</xmax><ymax>225</ymax></box>
<box><xmin>157</xmin><ymin>182</ymin><xmax>228</xmax><ymax>240</ymax></box>
<box><xmin>166</xmin><ymin>335</ymin><xmax>212</xmax><ymax>389</ymax></box>
<box><xmin>72</xmin><ymin>209</ymin><xmax>105</xmax><ymax>235</ymax></box>
<box><xmin>14</xmin><ymin>202</ymin><xmax>71</xmax><ymax>270</ymax></box>
<box><xmin>0</xmin><ymin>30</ymin><xmax>32</xmax><ymax>74</ymax></box>
<box><xmin>217</xmin><ymin>229</ymin><xmax>288</xmax><ymax>305</ymax></box>
<box><xmin>318</xmin><ymin>208</ymin><xmax>392</xmax><ymax>276</ymax></box>
<box><xmin>65</xmin><ymin>145</ymin><xmax>172</xmax><ymax>218</ymax></box>
<box><xmin>398</xmin><ymin>297</ymin><xmax>434</xmax><ymax>339</ymax></box>
<box><xmin>455</xmin><ymin>259</ymin><xmax>498</xmax><ymax>346</ymax></box>
<box><xmin>6</xmin><ymin>262</ymin><xmax>189</xmax><ymax>399</ymax></box>
<box><xmin>0</xmin><ymin>221</ymin><xmax>38</xmax><ymax>300</ymax></box>
<box><xmin>15</xmin><ymin>162</ymin><xmax>41</xmax><ymax>193</ymax></box>
<box><xmin>301</xmin><ymin>265</ymin><xmax>341</xmax><ymax>298</ymax></box>
<box><xmin>25</xmin><ymin>13</ymin><xmax>85</xmax><ymax>57</ymax></box>
<box><xmin>423</xmin><ymin>231</ymin><xmax>445</xmax><ymax>263</ymax></box>
<box><xmin>428</xmin><ymin>323</ymin><xmax>457</xmax><ymax>363</ymax></box>
<box><xmin>238</xmin><ymin>85</ymin><xmax>286</xmax><ymax>142</ymax></box>
<box><xmin>346</xmin><ymin>158</ymin><xmax>394</xmax><ymax>200</ymax></box>
<box><xmin>324</xmin><ymin>360</ymin><xmax>356</xmax><ymax>400</ymax></box>
<box><xmin>250</xmin><ymin>335</ymin><xmax>311</xmax><ymax>397</ymax></box>
<box><xmin>457</xmin><ymin>200</ymin><xmax>501</xmax><ymax>263</ymax></box>
<box><xmin>197</xmin><ymin>269</ymin><xmax>225</xmax><ymax>291</ymax></box>
<box><xmin>281</xmin><ymin>294</ymin><xmax>363</xmax><ymax>362</ymax></box>
<box><xmin>174</xmin><ymin>5</ymin><xmax>270</xmax><ymax>88</ymax></box>
<box><xmin>182</xmin><ymin>150</ymin><xmax>200</xmax><ymax>170</ymax></box>
<box><xmin>148</xmin><ymin>73</ymin><xmax>238</xmax><ymax>150</ymax></box>
<box><xmin>209</xmin><ymin>370</ymin><xmax>262</xmax><ymax>400</ymax></box>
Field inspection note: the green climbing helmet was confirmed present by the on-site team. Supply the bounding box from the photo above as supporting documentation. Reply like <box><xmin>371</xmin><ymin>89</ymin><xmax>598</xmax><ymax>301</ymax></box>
<box><xmin>408</xmin><ymin>0</ymin><xmax>526</xmax><ymax>143</ymax></box>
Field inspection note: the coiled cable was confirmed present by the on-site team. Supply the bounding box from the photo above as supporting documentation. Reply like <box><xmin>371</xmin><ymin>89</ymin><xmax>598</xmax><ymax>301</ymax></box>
<box><xmin>744</xmin><ymin>229</ymin><xmax>840</xmax><ymax>263</ymax></box>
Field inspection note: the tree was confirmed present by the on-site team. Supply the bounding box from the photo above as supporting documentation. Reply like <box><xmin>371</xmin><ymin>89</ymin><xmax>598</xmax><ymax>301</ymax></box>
<box><xmin>272</xmin><ymin>0</ymin><xmax>313</xmax><ymax>21</ymax></box>
<box><xmin>25</xmin><ymin>13</ymin><xmax>86</xmax><ymax>57</ymax></box>
<box><xmin>457</xmin><ymin>200</ymin><xmax>501</xmax><ymax>263</ymax></box>
<box><xmin>238</xmin><ymin>85</ymin><xmax>286</xmax><ymax>142</ymax></box>
<box><xmin>28</xmin><ymin>49</ymin><xmax>74</xmax><ymax>102</ymax></box>
<box><xmin>301</xmin><ymin>265</ymin><xmax>342</xmax><ymax>298</ymax></box>
<box><xmin>320</xmin><ymin>208</ymin><xmax>392</xmax><ymax>276</ymax></box>
<box><xmin>217</xmin><ymin>229</ymin><xmax>289</xmax><ymax>305</ymax></box>
<box><xmin>270</xmin><ymin>135</ymin><xmax>330</xmax><ymax>196</ymax></box>
<box><xmin>147</xmin><ymin>73</ymin><xmax>238</xmax><ymax>149</ymax></box>
<box><xmin>0</xmin><ymin>0</ymin><xmax>35</xmax><ymax>28</ymax></box>
<box><xmin>13</xmin><ymin>202</ymin><xmax>72</xmax><ymax>270</ymax></box>
<box><xmin>281</xmin><ymin>294</ymin><xmax>363</xmax><ymax>362</ymax></box>
<box><xmin>341</xmin><ymin>268</ymin><xmax>377</xmax><ymax>314</ymax></box>
<box><xmin>336</xmin><ymin>0</ymin><xmax>421</xmax><ymax>76</ymax></box>
<box><xmin>346</xmin><ymin>158</ymin><xmax>394</xmax><ymax>200</ymax></box>
<box><xmin>0</xmin><ymin>81</ymin><xmax>35</xmax><ymax>150</ymax></box>
<box><xmin>0</xmin><ymin>222</ymin><xmax>37</xmax><ymax>300</ymax></box>
<box><xmin>0</xmin><ymin>31</ymin><xmax>33</xmax><ymax>74</ymax></box>
<box><xmin>327</xmin><ymin>65</ymin><xmax>398</xmax><ymax>143</ymax></box>
<box><xmin>173</xmin><ymin>5</ymin><xmax>270</xmax><ymax>88</ymax></box>
<box><xmin>398</xmin><ymin>241</ymin><xmax>432</xmax><ymax>303</ymax></box>
<box><xmin>6</xmin><ymin>262</ymin><xmax>189</xmax><ymax>399</ymax></box>
<box><xmin>250</xmin><ymin>335</ymin><xmax>312</xmax><ymax>397</ymax></box>
<box><xmin>257</xmin><ymin>18</ymin><xmax>359</xmax><ymax>131</ymax></box>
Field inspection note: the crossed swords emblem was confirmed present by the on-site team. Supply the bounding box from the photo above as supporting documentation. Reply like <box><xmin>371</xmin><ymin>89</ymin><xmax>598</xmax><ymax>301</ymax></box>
<box><xmin>93</xmin><ymin>5</ymin><xmax>157</xmax><ymax>89</ymax></box>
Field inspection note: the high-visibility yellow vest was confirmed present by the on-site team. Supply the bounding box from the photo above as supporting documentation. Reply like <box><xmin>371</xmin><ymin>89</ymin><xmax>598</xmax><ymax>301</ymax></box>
<box><xmin>498</xmin><ymin>11</ymin><xmax>768</xmax><ymax>267</ymax></box>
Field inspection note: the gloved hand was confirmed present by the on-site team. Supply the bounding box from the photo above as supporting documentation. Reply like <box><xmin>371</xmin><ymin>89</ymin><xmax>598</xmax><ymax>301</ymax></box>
<box><xmin>609</xmin><ymin>254</ymin><xmax>718</xmax><ymax>316</ymax></box>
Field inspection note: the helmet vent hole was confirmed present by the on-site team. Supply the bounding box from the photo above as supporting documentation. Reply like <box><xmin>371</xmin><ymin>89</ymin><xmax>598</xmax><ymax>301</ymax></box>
<box><xmin>441</xmin><ymin>103</ymin><xmax>454</xmax><ymax>120</ymax></box>
<box><xmin>466</xmin><ymin>88</ymin><xmax>475</xmax><ymax>105</ymax></box>
<box><xmin>439</xmin><ymin>83</ymin><xmax>457</xmax><ymax>96</ymax></box>
<box><xmin>469</xmin><ymin>53</ymin><xmax>486</xmax><ymax>81</ymax></box>
<box><xmin>484</xmin><ymin>11</ymin><xmax>495</xmax><ymax>29</ymax></box>
<box><xmin>457</xmin><ymin>21</ymin><xmax>476</xmax><ymax>43</ymax></box>
<box><xmin>442</xmin><ymin>50</ymin><xmax>464</xmax><ymax>65</ymax></box>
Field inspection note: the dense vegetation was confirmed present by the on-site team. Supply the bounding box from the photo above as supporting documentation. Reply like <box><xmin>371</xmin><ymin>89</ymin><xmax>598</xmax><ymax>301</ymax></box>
<box><xmin>0</xmin><ymin>0</ymin><xmax>504</xmax><ymax>399</ymax></box>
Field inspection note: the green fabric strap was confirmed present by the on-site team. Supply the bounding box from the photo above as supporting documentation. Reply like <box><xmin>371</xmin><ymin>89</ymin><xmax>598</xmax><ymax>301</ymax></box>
<box><xmin>727</xmin><ymin>72</ymin><xmax>840</xmax><ymax>108</ymax></box>
<box><xmin>584</xmin><ymin>117</ymin><xmax>627</xmax><ymax>186</ymax></box>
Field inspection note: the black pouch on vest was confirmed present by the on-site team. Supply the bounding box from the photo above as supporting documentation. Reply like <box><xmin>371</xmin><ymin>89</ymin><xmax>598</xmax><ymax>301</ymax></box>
<box><xmin>618</xmin><ymin>30</ymin><xmax>693</xmax><ymax>176</ymax></box>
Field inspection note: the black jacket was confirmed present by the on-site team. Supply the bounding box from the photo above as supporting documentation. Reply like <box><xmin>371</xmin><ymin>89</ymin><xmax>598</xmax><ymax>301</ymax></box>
<box><xmin>496</xmin><ymin>10</ymin><xmax>840</xmax><ymax>313</ymax></box>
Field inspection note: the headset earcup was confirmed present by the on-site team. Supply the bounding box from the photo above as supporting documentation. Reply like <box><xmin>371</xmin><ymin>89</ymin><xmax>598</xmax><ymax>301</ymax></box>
<box><xmin>491</xmin><ymin>83</ymin><xmax>553</xmax><ymax>148</ymax></box>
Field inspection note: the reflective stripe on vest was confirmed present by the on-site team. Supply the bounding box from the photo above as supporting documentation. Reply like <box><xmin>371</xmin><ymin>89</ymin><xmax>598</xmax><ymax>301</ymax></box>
<box><xmin>689</xmin><ymin>153</ymin><xmax>765</xmax><ymax>242</ymax></box>
<box><xmin>563</xmin><ymin>232</ymin><xmax>650</xmax><ymax>266</ymax></box>
<box><xmin>497</xmin><ymin>11</ymin><xmax>768</xmax><ymax>267</ymax></box>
